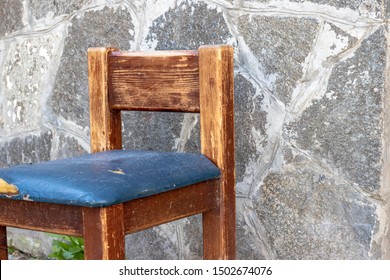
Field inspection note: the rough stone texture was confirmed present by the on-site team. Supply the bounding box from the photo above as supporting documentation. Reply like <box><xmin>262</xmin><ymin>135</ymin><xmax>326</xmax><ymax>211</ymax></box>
<box><xmin>145</xmin><ymin>0</ymin><xmax>232</xmax><ymax>50</ymax></box>
<box><xmin>126</xmin><ymin>216</ymin><xmax>203</xmax><ymax>259</ymax></box>
<box><xmin>0</xmin><ymin>131</ymin><xmax>52</xmax><ymax>167</ymax></box>
<box><xmin>182</xmin><ymin>215</ymin><xmax>203</xmax><ymax>259</ymax></box>
<box><xmin>324</xmin><ymin>21</ymin><xmax>358</xmax><ymax>51</ymax></box>
<box><xmin>2</xmin><ymin>35</ymin><xmax>62</xmax><ymax>134</ymax></box>
<box><xmin>50</xmin><ymin>6</ymin><xmax>134</xmax><ymax>129</ymax></box>
<box><xmin>234</xmin><ymin>73</ymin><xmax>267</xmax><ymax>182</ymax></box>
<box><xmin>53</xmin><ymin>132</ymin><xmax>87</xmax><ymax>160</ymax></box>
<box><xmin>236</xmin><ymin>213</ymin><xmax>268</xmax><ymax>259</ymax></box>
<box><xmin>29</xmin><ymin>0</ymin><xmax>92</xmax><ymax>19</ymax></box>
<box><xmin>244</xmin><ymin>0</ymin><xmax>383</xmax><ymax>17</ymax></box>
<box><xmin>289</xmin><ymin>0</ymin><xmax>378</xmax><ymax>10</ymax></box>
<box><xmin>0</xmin><ymin>131</ymin><xmax>86</xmax><ymax>168</ymax></box>
<box><xmin>256</xmin><ymin>161</ymin><xmax>377</xmax><ymax>259</ymax></box>
<box><xmin>0</xmin><ymin>0</ymin><xmax>389</xmax><ymax>260</ymax></box>
<box><xmin>0</xmin><ymin>42</ymin><xmax>5</xmax><ymax>130</ymax></box>
<box><xmin>7</xmin><ymin>228</ymin><xmax>54</xmax><ymax>258</ymax></box>
<box><xmin>0</xmin><ymin>0</ymin><xmax>24</xmax><ymax>36</ymax></box>
<box><xmin>236</xmin><ymin>15</ymin><xmax>320</xmax><ymax>105</ymax></box>
<box><xmin>285</xmin><ymin>27</ymin><xmax>386</xmax><ymax>192</ymax></box>
<box><xmin>122</xmin><ymin>112</ymin><xmax>183</xmax><ymax>152</ymax></box>
<box><xmin>125</xmin><ymin>227</ymin><xmax>178</xmax><ymax>260</ymax></box>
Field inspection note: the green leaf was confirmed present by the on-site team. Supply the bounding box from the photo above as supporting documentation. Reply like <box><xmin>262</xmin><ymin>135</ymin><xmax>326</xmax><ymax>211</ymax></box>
<box><xmin>49</xmin><ymin>235</ymin><xmax>84</xmax><ymax>260</ymax></box>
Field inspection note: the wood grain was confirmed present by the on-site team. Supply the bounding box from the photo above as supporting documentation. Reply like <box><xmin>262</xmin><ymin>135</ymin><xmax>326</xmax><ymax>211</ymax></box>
<box><xmin>0</xmin><ymin>199</ymin><xmax>83</xmax><ymax>236</ymax></box>
<box><xmin>199</xmin><ymin>45</ymin><xmax>236</xmax><ymax>260</ymax></box>
<box><xmin>88</xmin><ymin>48</ymin><xmax>122</xmax><ymax>152</ymax></box>
<box><xmin>83</xmin><ymin>204</ymin><xmax>125</xmax><ymax>260</ymax></box>
<box><xmin>108</xmin><ymin>51</ymin><xmax>200</xmax><ymax>112</ymax></box>
<box><xmin>123</xmin><ymin>180</ymin><xmax>219</xmax><ymax>234</ymax></box>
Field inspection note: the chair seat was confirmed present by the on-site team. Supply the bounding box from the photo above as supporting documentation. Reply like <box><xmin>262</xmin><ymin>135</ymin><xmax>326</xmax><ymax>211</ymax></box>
<box><xmin>0</xmin><ymin>150</ymin><xmax>220</xmax><ymax>207</ymax></box>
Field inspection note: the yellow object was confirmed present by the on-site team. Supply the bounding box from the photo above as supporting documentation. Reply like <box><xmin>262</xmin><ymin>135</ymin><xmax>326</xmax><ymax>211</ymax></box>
<box><xmin>0</xmin><ymin>178</ymin><xmax>19</xmax><ymax>195</ymax></box>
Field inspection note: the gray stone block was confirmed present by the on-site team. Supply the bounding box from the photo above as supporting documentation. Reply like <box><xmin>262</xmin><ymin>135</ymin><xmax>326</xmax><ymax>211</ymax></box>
<box><xmin>145</xmin><ymin>0</ymin><xmax>233</xmax><ymax>50</ymax></box>
<box><xmin>236</xmin><ymin>217</ymin><xmax>267</xmax><ymax>259</ymax></box>
<box><xmin>7</xmin><ymin>228</ymin><xmax>54</xmax><ymax>258</ymax></box>
<box><xmin>0</xmin><ymin>43</ymin><xmax>4</xmax><ymax>130</ymax></box>
<box><xmin>182</xmin><ymin>215</ymin><xmax>203</xmax><ymax>259</ymax></box>
<box><xmin>122</xmin><ymin>112</ymin><xmax>183</xmax><ymax>152</ymax></box>
<box><xmin>244</xmin><ymin>0</ymin><xmax>383</xmax><ymax>17</ymax></box>
<box><xmin>0</xmin><ymin>131</ymin><xmax>52</xmax><ymax>167</ymax></box>
<box><xmin>0</xmin><ymin>0</ymin><xmax>24</xmax><ymax>36</ymax></box>
<box><xmin>234</xmin><ymin>74</ymin><xmax>267</xmax><ymax>182</ymax></box>
<box><xmin>255</xmin><ymin>158</ymin><xmax>377</xmax><ymax>259</ymax></box>
<box><xmin>29</xmin><ymin>0</ymin><xmax>92</xmax><ymax>19</ymax></box>
<box><xmin>386</xmin><ymin>0</ymin><xmax>390</xmax><ymax>19</ymax></box>
<box><xmin>285</xmin><ymin>27</ymin><xmax>386</xmax><ymax>192</ymax></box>
<box><xmin>54</xmin><ymin>132</ymin><xmax>87</xmax><ymax>160</ymax></box>
<box><xmin>50</xmin><ymin>6</ymin><xmax>134</xmax><ymax>129</ymax></box>
<box><xmin>125</xmin><ymin>227</ymin><xmax>178</xmax><ymax>260</ymax></box>
<box><xmin>1</xmin><ymin>34</ymin><xmax>62</xmax><ymax>134</ymax></box>
<box><xmin>237</xmin><ymin>15</ymin><xmax>319</xmax><ymax>104</ymax></box>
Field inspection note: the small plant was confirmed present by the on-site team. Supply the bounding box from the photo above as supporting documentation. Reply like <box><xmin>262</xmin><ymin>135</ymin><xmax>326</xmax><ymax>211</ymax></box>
<box><xmin>48</xmin><ymin>234</ymin><xmax>84</xmax><ymax>260</ymax></box>
<box><xmin>7</xmin><ymin>245</ymin><xmax>16</xmax><ymax>255</ymax></box>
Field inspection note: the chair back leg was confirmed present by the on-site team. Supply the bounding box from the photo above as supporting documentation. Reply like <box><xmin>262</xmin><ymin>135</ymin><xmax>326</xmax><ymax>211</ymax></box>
<box><xmin>202</xmin><ymin>182</ymin><xmax>236</xmax><ymax>260</ymax></box>
<box><xmin>199</xmin><ymin>46</ymin><xmax>236</xmax><ymax>260</ymax></box>
<box><xmin>83</xmin><ymin>204</ymin><xmax>125</xmax><ymax>260</ymax></box>
<box><xmin>0</xmin><ymin>226</ymin><xmax>8</xmax><ymax>260</ymax></box>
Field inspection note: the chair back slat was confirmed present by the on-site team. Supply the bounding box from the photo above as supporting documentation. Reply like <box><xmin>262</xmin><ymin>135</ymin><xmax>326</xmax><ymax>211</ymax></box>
<box><xmin>108</xmin><ymin>51</ymin><xmax>200</xmax><ymax>112</ymax></box>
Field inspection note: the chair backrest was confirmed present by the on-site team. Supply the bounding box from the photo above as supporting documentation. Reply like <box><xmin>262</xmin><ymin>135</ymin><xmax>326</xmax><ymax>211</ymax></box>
<box><xmin>87</xmin><ymin>45</ymin><xmax>235</xmax><ymax>190</ymax></box>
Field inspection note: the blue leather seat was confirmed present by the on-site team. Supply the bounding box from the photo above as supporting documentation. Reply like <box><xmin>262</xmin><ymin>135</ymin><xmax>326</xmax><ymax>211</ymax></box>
<box><xmin>0</xmin><ymin>150</ymin><xmax>220</xmax><ymax>207</ymax></box>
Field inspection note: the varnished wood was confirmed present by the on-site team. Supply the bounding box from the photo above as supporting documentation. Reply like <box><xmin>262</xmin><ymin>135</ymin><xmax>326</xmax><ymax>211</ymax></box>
<box><xmin>0</xmin><ymin>226</ymin><xmax>8</xmax><ymax>260</ymax></box>
<box><xmin>88</xmin><ymin>48</ymin><xmax>122</xmax><ymax>152</ymax></box>
<box><xmin>199</xmin><ymin>45</ymin><xmax>236</xmax><ymax>259</ymax></box>
<box><xmin>0</xmin><ymin>199</ymin><xmax>83</xmax><ymax>236</ymax></box>
<box><xmin>83</xmin><ymin>204</ymin><xmax>125</xmax><ymax>260</ymax></box>
<box><xmin>108</xmin><ymin>51</ymin><xmax>200</xmax><ymax>112</ymax></box>
<box><xmin>124</xmin><ymin>180</ymin><xmax>219</xmax><ymax>234</ymax></box>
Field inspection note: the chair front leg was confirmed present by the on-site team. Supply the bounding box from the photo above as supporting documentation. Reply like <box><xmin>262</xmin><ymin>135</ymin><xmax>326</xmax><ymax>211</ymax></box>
<box><xmin>82</xmin><ymin>204</ymin><xmax>125</xmax><ymax>260</ymax></box>
<box><xmin>0</xmin><ymin>226</ymin><xmax>8</xmax><ymax>260</ymax></box>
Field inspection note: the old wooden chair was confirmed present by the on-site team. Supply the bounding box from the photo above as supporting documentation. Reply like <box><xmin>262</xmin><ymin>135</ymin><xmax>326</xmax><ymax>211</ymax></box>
<box><xmin>0</xmin><ymin>45</ymin><xmax>235</xmax><ymax>260</ymax></box>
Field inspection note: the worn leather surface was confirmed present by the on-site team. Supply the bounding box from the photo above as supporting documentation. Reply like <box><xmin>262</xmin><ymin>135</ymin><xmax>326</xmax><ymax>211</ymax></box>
<box><xmin>0</xmin><ymin>150</ymin><xmax>220</xmax><ymax>207</ymax></box>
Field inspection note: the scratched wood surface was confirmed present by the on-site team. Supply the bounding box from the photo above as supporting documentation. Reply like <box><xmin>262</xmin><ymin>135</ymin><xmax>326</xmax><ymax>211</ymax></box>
<box><xmin>88</xmin><ymin>48</ymin><xmax>122</xmax><ymax>153</ymax></box>
<box><xmin>199</xmin><ymin>45</ymin><xmax>236</xmax><ymax>260</ymax></box>
<box><xmin>0</xmin><ymin>199</ymin><xmax>83</xmax><ymax>236</ymax></box>
<box><xmin>123</xmin><ymin>180</ymin><xmax>219</xmax><ymax>234</ymax></box>
<box><xmin>83</xmin><ymin>204</ymin><xmax>125</xmax><ymax>260</ymax></box>
<box><xmin>108</xmin><ymin>51</ymin><xmax>200</xmax><ymax>112</ymax></box>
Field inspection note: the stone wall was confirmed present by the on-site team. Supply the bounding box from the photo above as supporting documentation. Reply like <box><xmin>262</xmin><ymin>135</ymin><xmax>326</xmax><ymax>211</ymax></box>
<box><xmin>0</xmin><ymin>0</ymin><xmax>389</xmax><ymax>259</ymax></box>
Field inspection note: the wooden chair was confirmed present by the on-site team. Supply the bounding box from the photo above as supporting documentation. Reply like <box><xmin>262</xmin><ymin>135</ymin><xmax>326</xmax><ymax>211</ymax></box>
<box><xmin>0</xmin><ymin>45</ymin><xmax>235</xmax><ymax>260</ymax></box>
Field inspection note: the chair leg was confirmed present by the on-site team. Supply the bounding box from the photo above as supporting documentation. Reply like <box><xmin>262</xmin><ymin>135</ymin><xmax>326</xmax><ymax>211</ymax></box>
<box><xmin>203</xmin><ymin>208</ymin><xmax>235</xmax><ymax>260</ymax></box>
<box><xmin>0</xmin><ymin>226</ymin><xmax>8</xmax><ymax>260</ymax></box>
<box><xmin>82</xmin><ymin>204</ymin><xmax>125</xmax><ymax>260</ymax></box>
<box><xmin>202</xmin><ymin>178</ymin><xmax>236</xmax><ymax>260</ymax></box>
